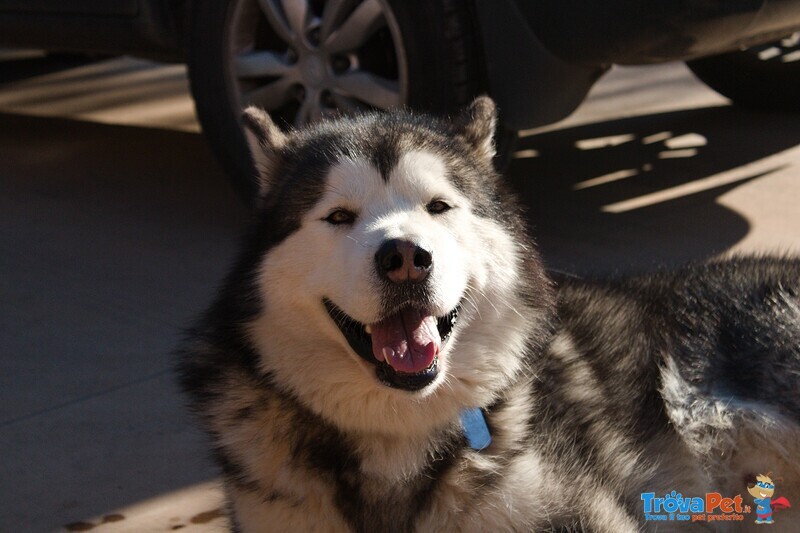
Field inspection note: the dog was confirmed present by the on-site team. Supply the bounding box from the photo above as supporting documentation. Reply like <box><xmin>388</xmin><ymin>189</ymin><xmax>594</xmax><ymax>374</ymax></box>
<box><xmin>177</xmin><ymin>97</ymin><xmax>800</xmax><ymax>532</ymax></box>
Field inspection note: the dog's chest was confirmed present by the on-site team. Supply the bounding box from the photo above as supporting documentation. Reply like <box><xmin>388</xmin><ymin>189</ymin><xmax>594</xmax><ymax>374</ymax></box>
<box><xmin>260</xmin><ymin>420</ymin><xmax>534</xmax><ymax>531</ymax></box>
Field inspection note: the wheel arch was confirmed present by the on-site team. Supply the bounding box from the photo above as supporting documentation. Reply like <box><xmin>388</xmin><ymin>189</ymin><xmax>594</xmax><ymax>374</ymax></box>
<box><xmin>473</xmin><ymin>0</ymin><xmax>607</xmax><ymax>131</ymax></box>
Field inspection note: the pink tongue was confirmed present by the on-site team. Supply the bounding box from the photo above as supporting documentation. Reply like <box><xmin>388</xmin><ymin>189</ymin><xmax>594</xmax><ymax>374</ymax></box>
<box><xmin>370</xmin><ymin>308</ymin><xmax>441</xmax><ymax>373</ymax></box>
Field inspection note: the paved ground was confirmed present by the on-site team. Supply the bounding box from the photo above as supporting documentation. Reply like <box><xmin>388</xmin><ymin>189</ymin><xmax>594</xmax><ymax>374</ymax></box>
<box><xmin>0</xmin><ymin>56</ymin><xmax>798</xmax><ymax>532</ymax></box>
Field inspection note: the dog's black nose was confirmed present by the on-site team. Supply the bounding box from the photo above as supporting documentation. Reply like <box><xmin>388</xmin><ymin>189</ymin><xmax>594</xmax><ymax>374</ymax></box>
<box><xmin>375</xmin><ymin>239</ymin><xmax>432</xmax><ymax>283</ymax></box>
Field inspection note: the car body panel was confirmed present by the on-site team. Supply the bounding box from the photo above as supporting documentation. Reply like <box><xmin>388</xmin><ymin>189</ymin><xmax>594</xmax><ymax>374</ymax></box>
<box><xmin>520</xmin><ymin>0</ymin><xmax>800</xmax><ymax>65</ymax></box>
<box><xmin>0</xmin><ymin>1</ymin><xmax>138</xmax><ymax>16</ymax></box>
<box><xmin>474</xmin><ymin>0</ymin><xmax>606</xmax><ymax>130</ymax></box>
<box><xmin>475</xmin><ymin>0</ymin><xmax>800</xmax><ymax>128</ymax></box>
<box><xmin>0</xmin><ymin>0</ymin><xmax>185</xmax><ymax>60</ymax></box>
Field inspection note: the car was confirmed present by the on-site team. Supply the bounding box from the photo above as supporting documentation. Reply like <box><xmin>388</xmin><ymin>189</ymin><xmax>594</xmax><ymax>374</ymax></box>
<box><xmin>2</xmin><ymin>0</ymin><xmax>800</xmax><ymax>203</ymax></box>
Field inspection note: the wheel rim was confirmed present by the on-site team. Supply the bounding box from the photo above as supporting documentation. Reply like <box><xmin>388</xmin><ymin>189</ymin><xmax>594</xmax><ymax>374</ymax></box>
<box><xmin>228</xmin><ymin>0</ymin><xmax>407</xmax><ymax>128</ymax></box>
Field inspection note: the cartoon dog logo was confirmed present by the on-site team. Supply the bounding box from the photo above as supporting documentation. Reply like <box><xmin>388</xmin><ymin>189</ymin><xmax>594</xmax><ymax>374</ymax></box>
<box><xmin>747</xmin><ymin>473</ymin><xmax>791</xmax><ymax>524</ymax></box>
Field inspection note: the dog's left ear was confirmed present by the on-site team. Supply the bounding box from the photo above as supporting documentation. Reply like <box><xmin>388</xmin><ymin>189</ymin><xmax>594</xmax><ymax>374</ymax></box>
<box><xmin>242</xmin><ymin>106</ymin><xmax>287</xmax><ymax>196</ymax></box>
<box><xmin>454</xmin><ymin>96</ymin><xmax>497</xmax><ymax>163</ymax></box>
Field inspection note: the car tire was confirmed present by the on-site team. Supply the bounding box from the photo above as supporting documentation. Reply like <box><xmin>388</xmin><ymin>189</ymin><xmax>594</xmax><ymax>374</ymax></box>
<box><xmin>188</xmin><ymin>0</ymin><xmax>507</xmax><ymax>206</ymax></box>
<box><xmin>687</xmin><ymin>33</ymin><xmax>800</xmax><ymax>112</ymax></box>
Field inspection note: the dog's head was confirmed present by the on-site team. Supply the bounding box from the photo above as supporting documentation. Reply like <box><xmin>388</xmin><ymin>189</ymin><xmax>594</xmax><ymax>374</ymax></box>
<box><xmin>240</xmin><ymin>98</ymin><xmax>553</xmax><ymax>433</ymax></box>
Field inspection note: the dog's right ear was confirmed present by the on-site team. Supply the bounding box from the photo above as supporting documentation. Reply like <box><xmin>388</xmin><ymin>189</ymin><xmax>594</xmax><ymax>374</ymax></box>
<box><xmin>242</xmin><ymin>106</ymin><xmax>286</xmax><ymax>196</ymax></box>
<box><xmin>453</xmin><ymin>96</ymin><xmax>497</xmax><ymax>164</ymax></box>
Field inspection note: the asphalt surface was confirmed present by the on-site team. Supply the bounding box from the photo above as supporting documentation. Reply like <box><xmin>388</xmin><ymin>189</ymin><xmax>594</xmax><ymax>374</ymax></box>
<box><xmin>0</xmin><ymin>56</ymin><xmax>798</xmax><ymax>532</ymax></box>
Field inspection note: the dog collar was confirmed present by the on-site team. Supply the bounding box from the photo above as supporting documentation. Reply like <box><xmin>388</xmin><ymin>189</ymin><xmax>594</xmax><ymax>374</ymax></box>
<box><xmin>460</xmin><ymin>408</ymin><xmax>492</xmax><ymax>451</ymax></box>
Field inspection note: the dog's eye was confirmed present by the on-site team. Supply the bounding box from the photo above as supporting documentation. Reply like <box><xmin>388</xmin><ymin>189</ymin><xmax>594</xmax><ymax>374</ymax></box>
<box><xmin>324</xmin><ymin>209</ymin><xmax>357</xmax><ymax>225</ymax></box>
<box><xmin>427</xmin><ymin>200</ymin><xmax>452</xmax><ymax>215</ymax></box>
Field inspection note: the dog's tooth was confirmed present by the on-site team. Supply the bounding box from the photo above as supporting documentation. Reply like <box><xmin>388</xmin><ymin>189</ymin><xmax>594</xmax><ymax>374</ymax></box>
<box><xmin>365</xmin><ymin>325</ymin><xmax>372</xmax><ymax>335</ymax></box>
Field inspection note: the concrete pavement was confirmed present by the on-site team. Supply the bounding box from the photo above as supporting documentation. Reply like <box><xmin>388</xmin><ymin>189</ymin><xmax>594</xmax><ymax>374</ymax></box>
<box><xmin>0</xmin><ymin>57</ymin><xmax>798</xmax><ymax>532</ymax></box>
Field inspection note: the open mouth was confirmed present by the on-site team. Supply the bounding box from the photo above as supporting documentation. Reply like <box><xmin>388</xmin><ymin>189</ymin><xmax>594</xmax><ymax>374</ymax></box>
<box><xmin>323</xmin><ymin>298</ymin><xmax>459</xmax><ymax>391</ymax></box>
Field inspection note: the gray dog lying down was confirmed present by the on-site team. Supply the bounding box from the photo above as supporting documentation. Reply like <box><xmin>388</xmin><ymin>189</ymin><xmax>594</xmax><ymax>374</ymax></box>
<box><xmin>177</xmin><ymin>97</ymin><xmax>800</xmax><ymax>532</ymax></box>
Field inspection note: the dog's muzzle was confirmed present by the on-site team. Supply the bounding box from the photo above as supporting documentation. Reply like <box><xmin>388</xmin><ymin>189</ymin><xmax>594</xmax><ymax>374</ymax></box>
<box><xmin>324</xmin><ymin>299</ymin><xmax>459</xmax><ymax>391</ymax></box>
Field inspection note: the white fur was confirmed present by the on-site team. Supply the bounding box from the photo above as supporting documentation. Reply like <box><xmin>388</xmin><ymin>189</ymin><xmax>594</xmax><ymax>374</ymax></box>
<box><xmin>248</xmin><ymin>150</ymin><xmax>531</xmax><ymax>438</ymax></box>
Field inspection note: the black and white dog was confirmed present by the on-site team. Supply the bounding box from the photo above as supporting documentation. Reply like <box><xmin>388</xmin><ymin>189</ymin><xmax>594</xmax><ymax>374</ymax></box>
<box><xmin>178</xmin><ymin>97</ymin><xmax>800</xmax><ymax>531</ymax></box>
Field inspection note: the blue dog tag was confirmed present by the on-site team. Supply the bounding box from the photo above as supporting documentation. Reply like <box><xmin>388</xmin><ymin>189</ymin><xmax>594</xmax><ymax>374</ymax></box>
<box><xmin>460</xmin><ymin>407</ymin><xmax>492</xmax><ymax>451</ymax></box>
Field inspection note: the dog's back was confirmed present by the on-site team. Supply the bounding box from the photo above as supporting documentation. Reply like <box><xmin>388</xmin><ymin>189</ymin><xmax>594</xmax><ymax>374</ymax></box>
<box><xmin>535</xmin><ymin>257</ymin><xmax>800</xmax><ymax>530</ymax></box>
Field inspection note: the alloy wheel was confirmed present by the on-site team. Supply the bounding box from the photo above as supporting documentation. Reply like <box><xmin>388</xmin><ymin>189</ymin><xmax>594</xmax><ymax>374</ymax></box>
<box><xmin>228</xmin><ymin>0</ymin><xmax>407</xmax><ymax>128</ymax></box>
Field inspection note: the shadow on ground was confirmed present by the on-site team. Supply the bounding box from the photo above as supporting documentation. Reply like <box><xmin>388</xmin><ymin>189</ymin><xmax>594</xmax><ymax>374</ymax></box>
<box><xmin>0</xmin><ymin>112</ymin><xmax>245</xmax><ymax>530</ymax></box>
<box><xmin>509</xmin><ymin>105</ymin><xmax>800</xmax><ymax>275</ymax></box>
<box><xmin>0</xmin><ymin>54</ymin><xmax>97</xmax><ymax>84</ymax></box>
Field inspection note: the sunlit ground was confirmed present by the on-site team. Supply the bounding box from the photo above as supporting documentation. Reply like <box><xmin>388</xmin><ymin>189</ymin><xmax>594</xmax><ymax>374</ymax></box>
<box><xmin>63</xmin><ymin>482</ymin><xmax>227</xmax><ymax>532</ymax></box>
<box><xmin>2</xmin><ymin>56</ymin><xmax>797</xmax><ymax>258</ymax></box>
<box><xmin>0</xmin><ymin>56</ymin><xmax>199</xmax><ymax>132</ymax></box>
<box><xmin>513</xmin><ymin>62</ymin><xmax>800</xmax><ymax>264</ymax></box>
